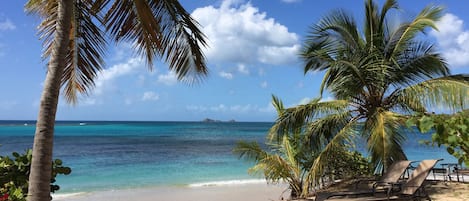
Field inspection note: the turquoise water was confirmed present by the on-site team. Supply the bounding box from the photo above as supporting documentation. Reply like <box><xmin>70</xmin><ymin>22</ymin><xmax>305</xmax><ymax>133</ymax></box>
<box><xmin>0</xmin><ymin>121</ymin><xmax>457</xmax><ymax>194</ymax></box>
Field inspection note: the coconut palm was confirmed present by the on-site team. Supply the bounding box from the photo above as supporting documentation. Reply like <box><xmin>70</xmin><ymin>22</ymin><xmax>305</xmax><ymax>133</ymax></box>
<box><xmin>235</xmin><ymin>96</ymin><xmax>371</xmax><ymax>199</ymax></box>
<box><xmin>269</xmin><ymin>0</ymin><xmax>469</xmax><ymax>194</ymax></box>
<box><xmin>234</xmin><ymin>96</ymin><xmax>317</xmax><ymax>199</ymax></box>
<box><xmin>25</xmin><ymin>1</ymin><xmax>207</xmax><ymax>200</ymax></box>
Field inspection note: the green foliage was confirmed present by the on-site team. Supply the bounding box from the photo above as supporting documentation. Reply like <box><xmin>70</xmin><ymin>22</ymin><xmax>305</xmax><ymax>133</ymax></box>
<box><xmin>234</xmin><ymin>137</ymin><xmax>371</xmax><ymax>199</ymax></box>
<box><xmin>322</xmin><ymin>149</ymin><xmax>372</xmax><ymax>180</ymax></box>
<box><xmin>273</xmin><ymin>0</ymin><xmax>469</xmax><ymax>189</ymax></box>
<box><xmin>234</xmin><ymin>135</ymin><xmax>307</xmax><ymax>199</ymax></box>
<box><xmin>409</xmin><ymin>110</ymin><xmax>469</xmax><ymax>166</ymax></box>
<box><xmin>0</xmin><ymin>149</ymin><xmax>71</xmax><ymax>201</ymax></box>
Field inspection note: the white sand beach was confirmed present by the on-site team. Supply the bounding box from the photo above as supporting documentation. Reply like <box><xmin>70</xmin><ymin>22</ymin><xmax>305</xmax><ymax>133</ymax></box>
<box><xmin>52</xmin><ymin>183</ymin><xmax>289</xmax><ymax>201</ymax></box>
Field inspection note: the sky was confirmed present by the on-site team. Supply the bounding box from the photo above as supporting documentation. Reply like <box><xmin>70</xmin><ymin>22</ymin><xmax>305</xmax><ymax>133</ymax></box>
<box><xmin>0</xmin><ymin>0</ymin><xmax>468</xmax><ymax>122</ymax></box>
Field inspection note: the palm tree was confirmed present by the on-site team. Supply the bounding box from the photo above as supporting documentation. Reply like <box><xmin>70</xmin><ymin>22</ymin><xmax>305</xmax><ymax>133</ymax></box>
<box><xmin>270</xmin><ymin>0</ymin><xmax>469</xmax><ymax>194</ymax></box>
<box><xmin>25</xmin><ymin>1</ymin><xmax>207</xmax><ymax>200</ymax></box>
<box><xmin>234</xmin><ymin>96</ymin><xmax>316</xmax><ymax>199</ymax></box>
<box><xmin>235</xmin><ymin>96</ymin><xmax>371</xmax><ymax>199</ymax></box>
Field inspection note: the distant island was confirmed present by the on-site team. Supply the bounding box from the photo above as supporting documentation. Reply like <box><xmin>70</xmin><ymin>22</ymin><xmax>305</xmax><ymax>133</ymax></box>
<box><xmin>202</xmin><ymin>118</ymin><xmax>236</xmax><ymax>123</ymax></box>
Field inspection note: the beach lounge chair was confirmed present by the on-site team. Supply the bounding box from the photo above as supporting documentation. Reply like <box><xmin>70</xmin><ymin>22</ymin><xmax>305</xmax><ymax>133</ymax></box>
<box><xmin>326</xmin><ymin>159</ymin><xmax>440</xmax><ymax>201</ymax></box>
<box><xmin>371</xmin><ymin>160</ymin><xmax>413</xmax><ymax>192</ymax></box>
<box><xmin>449</xmin><ymin>166</ymin><xmax>469</xmax><ymax>182</ymax></box>
<box><xmin>326</xmin><ymin>160</ymin><xmax>412</xmax><ymax>198</ymax></box>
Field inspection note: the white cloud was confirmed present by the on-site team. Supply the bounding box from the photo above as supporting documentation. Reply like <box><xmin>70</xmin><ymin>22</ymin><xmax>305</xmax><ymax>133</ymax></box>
<box><xmin>219</xmin><ymin>71</ymin><xmax>234</xmax><ymax>79</ymax></box>
<box><xmin>237</xmin><ymin>64</ymin><xmax>249</xmax><ymax>74</ymax></box>
<box><xmin>186</xmin><ymin>105</ymin><xmax>208</xmax><ymax>112</ymax></box>
<box><xmin>186</xmin><ymin>103</ymin><xmax>275</xmax><ymax>114</ymax></box>
<box><xmin>192</xmin><ymin>0</ymin><xmax>300</xmax><ymax>66</ymax></box>
<box><xmin>0</xmin><ymin>19</ymin><xmax>15</xmax><ymax>31</ymax></box>
<box><xmin>260</xmin><ymin>81</ymin><xmax>268</xmax><ymax>88</ymax></box>
<box><xmin>142</xmin><ymin>91</ymin><xmax>160</xmax><ymax>101</ymax></box>
<box><xmin>157</xmin><ymin>71</ymin><xmax>178</xmax><ymax>86</ymax></box>
<box><xmin>230</xmin><ymin>104</ymin><xmax>254</xmax><ymax>113</ymax></box>
<box><xmin>431</xmin><ymin>13</ymin><xmax>469</xmax><ymax>68</ymax></box>
<box><xmin>211</xmin><ymin>104</ymin><xmax>227</xmax><ymax>112</ymax></box>
<box><xmin>94</xmin><ymin>57</ymin><xmax>143</xmax><ymax>95</ymax></box>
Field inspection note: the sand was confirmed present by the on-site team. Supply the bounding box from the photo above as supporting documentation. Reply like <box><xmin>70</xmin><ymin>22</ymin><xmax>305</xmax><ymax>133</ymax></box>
<box><xmin>51</xmin><ymin>179</ymin><xmax>469</xmax><ymax>201</ymax></box>
<box><xmin>315</xmin><ymin>180</ymin><xmax>469</xmax><ymax>201</ymax></box>
<box><xmin>52</xmin><ymin>183</ymin><xmax>290</xmax><ymax>201</ymax></box>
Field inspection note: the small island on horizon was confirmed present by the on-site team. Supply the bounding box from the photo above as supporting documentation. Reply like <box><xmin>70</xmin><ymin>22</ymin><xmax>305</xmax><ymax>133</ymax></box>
<box><xmin>201</xmin><ymin>118</ymin><xmax>236</xmax><ymax>123</ymax></box>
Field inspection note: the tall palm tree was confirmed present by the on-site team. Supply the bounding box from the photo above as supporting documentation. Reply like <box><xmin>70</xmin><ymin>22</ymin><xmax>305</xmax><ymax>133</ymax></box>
<box><xmin>25</xmin><ymin>1</ymin><xmax>207</xmax><ymax>200</ymax></box>
<box><xmin>270</xmin><ymin>0</ymin><xmax>469</xmax><ymax>193</ymax></box>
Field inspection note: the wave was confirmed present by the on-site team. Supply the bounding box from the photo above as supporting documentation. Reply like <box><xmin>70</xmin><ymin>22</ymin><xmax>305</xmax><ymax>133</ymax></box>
<box><xmin>189</xmin><ymin>179</ymin><xmax>268</xmax><ymax>187</ymax></box>
<box><xmin>51</xmin><ymin>192</ymin><xmax>87</xmax><ymax>200</ymax></box>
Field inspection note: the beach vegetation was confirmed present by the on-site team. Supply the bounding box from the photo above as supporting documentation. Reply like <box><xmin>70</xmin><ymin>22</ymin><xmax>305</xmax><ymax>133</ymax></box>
<box><xmin>0</xmin><ymin>149</ymin><xmax>71</xmax><ymax>201</ymax></box>
<box><xmin>269</xmin><ymin>0</ymin><xmax>469</xmax><ymax>196</ymax></box>
<box><xmin>408</xmin><ymin>110</ymin><xmax>469</xmax><ymax>166</ymax></box>
<box><xmin>24</xmin><ymin>1</ymin><xmax>207</xmax><ymax>200</ymax></box>
<box><xmin>234</xmin><ymin>96</ymin><xmax>371</xmax><ymax>199</ymax></box>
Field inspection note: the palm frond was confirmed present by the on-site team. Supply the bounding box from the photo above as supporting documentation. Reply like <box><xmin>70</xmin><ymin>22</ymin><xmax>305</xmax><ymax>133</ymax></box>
<box><xmin>304</xmin><ymin>111</ymin><xmax>352</xmax><ymax>151</ymax></box>
<box><xmin>389</xmin><ymin>5</ymin><xmax>443</xmax><ymax>58</ymax></box>
<box><xmin>27</xmin><ymin>0</ymin><xmax>107</xmax><ymax>104</ymax></box>
<box><xmin>365</xmin><ymin>110</ymin><xmax>407</xmax><ymax>171</ymax></box>
<box><xmin>303</xmin><ymin>118</ymin><xmax>358</xmax><ymax>196</ymax></box>
<box><xmin>268</xmin><ymin>99</ymin><xmax>349</xmax><ymax>143</ymax></box>
<box><xmin>389</xmin><ymin>41</ymin><xmax>448</xmax><ymax>87</ymax></box>
<box><xmin>62</xmin><ymin>0</ymin><xmax>106</xmax><ymax>104</ymax></box>
<box><xmin>102</xmin><ymin>0</ymin><xmax>208</xmax><ymax>83</ymax></box>
<box><xmin>399</xmin><ymin>75</ymin><xmax>469</xmax><ymax>112</ymax></box>
<box><xmin>301</xmin><ymin>8</ymin><xmax>362</xmax><ymax>75</ymax></box>
<box><xmin>233</xmin><ymin>141</ymin><xmax>267</xmax><ymax>162</ymax></box>
<box><xmin>271</xmin><ymin>95</ymin><xmax>285</xmax><ymax>115</ymax></box>
<box><xmin>364</xmin><ymin>0</ymin><xmax>379</xmax><ymax>48</ymax></box>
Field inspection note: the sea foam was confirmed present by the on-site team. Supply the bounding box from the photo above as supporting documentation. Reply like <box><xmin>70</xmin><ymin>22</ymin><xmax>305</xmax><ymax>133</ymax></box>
<box><xmin>189</xmin><ymin>179</ymin><xmax>267</xmax><ymax>187</ymax></box>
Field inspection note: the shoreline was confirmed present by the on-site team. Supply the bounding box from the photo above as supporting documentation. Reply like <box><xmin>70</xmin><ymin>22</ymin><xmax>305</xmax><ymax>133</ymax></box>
<box><xmin>52</xmin><ymin>182</ymin><xmax>290</xmax><ymax>201</ymax></box>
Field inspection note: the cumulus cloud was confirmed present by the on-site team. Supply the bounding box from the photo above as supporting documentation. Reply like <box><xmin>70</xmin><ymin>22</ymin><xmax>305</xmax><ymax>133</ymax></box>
<box><xmin>94</xmin><ymin>57</ymin><xmax>143</xmax><ymax>95</ymax></box>
<box><xmin>219</xmin><ymin>71</ymin><xmax>234</xmax><ymax>79</ymax></box>
<box><xmin>0</xmin><ymin>19</ymin><xmax>15</xmax><ymax>31</ymax></box>
<box><xmin>191</xmin><ymin>0</ymin><xmax>300</xmax><ymax>66</ymax></box>
<box><xmin>431</xmin><ymin>13</ymin><xmax>469</xmax><ymax>68</ymax></box>
<box><xmin>142</xmin><ymin>91</ymin><xmax>160</xmax><ymax>101</ymax></box>
<box><xmin>157</xmin><ymin>71</ymin><xmax>178</xmax><ymax>86</ymax></box>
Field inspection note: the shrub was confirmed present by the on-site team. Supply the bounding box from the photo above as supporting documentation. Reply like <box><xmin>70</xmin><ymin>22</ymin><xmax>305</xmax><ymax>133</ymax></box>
<box><xmin>0</xmin><ymin>149</ymin><xmax>71</xmax><ymax>201</ymax></box>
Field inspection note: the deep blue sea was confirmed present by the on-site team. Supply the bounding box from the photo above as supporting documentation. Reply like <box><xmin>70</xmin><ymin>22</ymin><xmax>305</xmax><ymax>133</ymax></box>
<box><xmin>0</xmin><ymin>120</ymin><xmax>458</xmax><ymax>195</ymax></box>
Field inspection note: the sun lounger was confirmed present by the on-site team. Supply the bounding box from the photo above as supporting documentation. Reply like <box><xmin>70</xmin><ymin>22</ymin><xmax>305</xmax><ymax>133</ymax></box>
<box><xmin>453</xmin><ymin>167</ymin><xmax>469</xmax><ymax>182</ymax></box>
<box><xmin>326</xmin><ymin>160</ymin><xmax>412</xmax><ymax>198</ymax></box>
<box><xmin>326</xmin><ymin>159</ymin><xmax>440</xmax><ymax>200</ymax></box>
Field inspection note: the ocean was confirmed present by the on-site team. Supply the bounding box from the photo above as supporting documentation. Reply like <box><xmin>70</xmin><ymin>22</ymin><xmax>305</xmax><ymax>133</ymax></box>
<box><xmin>0</xmin><ymin>120</ymin><xmax>458</xmax><ymax>195</ymax></box>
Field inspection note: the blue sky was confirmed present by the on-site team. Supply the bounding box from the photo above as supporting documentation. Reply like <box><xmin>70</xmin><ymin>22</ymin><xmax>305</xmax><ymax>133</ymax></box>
<box><xmin>0</xmin><ymin>0</ymin><xmax>468</xmax><ymax>122</ymax></box>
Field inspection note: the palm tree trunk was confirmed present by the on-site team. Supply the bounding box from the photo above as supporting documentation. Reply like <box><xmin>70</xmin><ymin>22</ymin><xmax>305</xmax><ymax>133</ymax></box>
<box><xmin>27</xmin><ymin>0</ymin><xmax>73</xmax><ymax>201</ymax></box>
